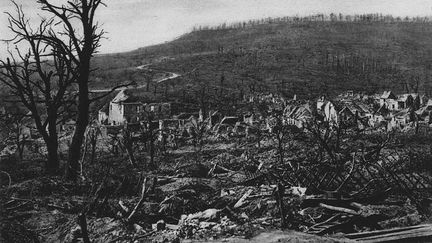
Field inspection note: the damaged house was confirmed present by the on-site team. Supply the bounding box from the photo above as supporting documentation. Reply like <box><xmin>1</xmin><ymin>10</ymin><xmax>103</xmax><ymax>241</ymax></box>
<box><xmin>322</xmin><ymin>100</ymin><xmax>373</xmax><ymax>129</ymax></box>
<box><xmin>370</xmin><ymin>105</ymin><xmax>390</xmax><ymax>128</ymax></box>
<box><xmin>379</xmin><ymin>91</ymin><xmax>421</xmax><ymax>111</ymax></box>
<box><xmin>415</xmin><ymin>100</ymin><xmax>432</xmax><ymax>123</ymax></box>
<box><xmin>99</xmin><ymin>89</ymin><xmax>171</xmax><ymax>125</ymax></box>
<box><xmin>283</xmin><ymin>102</ymin><xmax>313</xmax><ymax>128</ymax></box>
<box><xmin>396</xmin><ymin>94</ymin><xmax>414</xmax><ymax>110</ymax></box>
<box><xmin>379</xmin><ymin>91</ymin><xmax>397</xmax><ymax>109</ymax></box>
<box><xmin>323</xmin><ymin>101</ymin><xmax>351</xmax><ymax>125</ymax></box>
<box><xmin>389</xmin><ymin>108</ymin><xmax>418</xmax><ymax>130</ymax></box>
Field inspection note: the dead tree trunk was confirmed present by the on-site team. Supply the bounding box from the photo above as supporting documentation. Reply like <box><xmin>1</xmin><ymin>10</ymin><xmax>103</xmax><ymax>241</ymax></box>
<box><xmin>277</xmin><ymin>183</ymin><xmax>287</xmax><ymax>228</ymax></box>
<box><xmin>277</xmin><ymin>134</ymin><xmax>284</xmax><ymax>165</ymax></box>
<box><xmin>44</xmin><ymin>109</ymin><xmax>60</xmax><ymax>174</ymax></box>
<box><xmin>78</xmin><ymin>213</ymin><xmax>90</xmax><ymax>243</ymax></box>
<box><xmin>66</xmin><ymin>79</ymin><xmax>90</xmax><ymax>180</ymax></box>
<box><xmin>31</xmin><ymin>0</ymin><xmax>107</xmax><ymax>181</ymax></box>
<box><xmin>90</xmin><ymin>131</ymin><xmax>98</xmax><ymax>165</ymax></box>
<box><xmin>125</xmin><ymin>139</ymin><xmax>137</xmax><ymax>168</ymax></box>
<box><xmin>46</xmin><ymin>137</ymin><xmax>59</xmax><ymax>175</ymax></box>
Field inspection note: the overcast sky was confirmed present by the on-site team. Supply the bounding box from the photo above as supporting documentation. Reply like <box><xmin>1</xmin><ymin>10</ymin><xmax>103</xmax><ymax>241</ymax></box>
<box><xmin>1</xmin><ymin>0</ymin><xmax>432</xmax><ymax>57</ymax></box>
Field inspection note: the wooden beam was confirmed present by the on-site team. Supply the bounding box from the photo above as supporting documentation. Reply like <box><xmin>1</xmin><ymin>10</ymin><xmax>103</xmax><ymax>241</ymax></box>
<box><xmin>345</xmin><ymin>224</ymin><xmax>432</xmax><ymax>242</ymax></box>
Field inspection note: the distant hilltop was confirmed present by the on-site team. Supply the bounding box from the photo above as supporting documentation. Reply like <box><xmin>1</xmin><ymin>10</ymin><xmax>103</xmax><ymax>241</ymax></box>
<box><xmin>91</xmin><ymin>14</ymin><xmax>432</xmax><ymax>108</ymax></box>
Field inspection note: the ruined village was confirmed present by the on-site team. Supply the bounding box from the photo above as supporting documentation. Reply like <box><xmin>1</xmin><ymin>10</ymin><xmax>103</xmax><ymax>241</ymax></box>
<box><xmin>1</xmin><ymin>1</ymin><xmax>432</xmax><ymax>243</ymax></box>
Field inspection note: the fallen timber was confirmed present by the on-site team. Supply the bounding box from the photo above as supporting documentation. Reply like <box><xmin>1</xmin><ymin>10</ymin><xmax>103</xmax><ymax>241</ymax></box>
<box><xmin>345</xmin><ymin>224</ymin><xmax>432</xmax><ymax>242</ymax></box>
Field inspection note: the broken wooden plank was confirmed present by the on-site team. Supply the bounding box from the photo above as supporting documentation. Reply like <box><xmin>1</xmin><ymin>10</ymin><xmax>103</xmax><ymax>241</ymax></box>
<box><xmin>345</xmin><ymin>224</ymin><xmax>430</xmax><ymax>240</ymax></box>
<box><xmin>127</xmin><ymin>177</ymin><xmax>148</xmax><ymax>222</ymax></box>
<box><xmin>257</xmin><ymin>160</ymin><xmax>265</xmax><ymax>171</ymax></box>
<box><xmin>307</xmin><ymin>214</ymin><xmax>341</xmax><ymax>233</ymax></box>
<box><xmin>234</xmin><ymin>189</ymin><xmax>253</xmax><ymax>208</ymax></box>
<box><xmin>319</xmin><ymin>203</ymin><xmax>359</xmax><ymax>215</ymax></box>
<box><xmin>356</xmin><ymin>225</ymin><xmax>432</xmax><ymax>242</ymax></box>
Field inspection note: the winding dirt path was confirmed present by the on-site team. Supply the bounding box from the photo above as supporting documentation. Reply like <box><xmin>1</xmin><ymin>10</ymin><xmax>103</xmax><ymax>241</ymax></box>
<box><xmin>90</xmin><ymin>64</ymin><xmax>181</xmax><ymax>93</ymax></box>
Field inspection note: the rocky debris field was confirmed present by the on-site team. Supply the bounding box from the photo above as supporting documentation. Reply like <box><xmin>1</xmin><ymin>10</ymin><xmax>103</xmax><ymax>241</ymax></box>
<box><xmin>1</xmin><ymin>152</ymin><xmax>432</xmax><ymax>243</ymax></box>
<box><xmin>2</xmin><ymin>130</ymin><xmax>432</xmax><ymax>243</ymax></box>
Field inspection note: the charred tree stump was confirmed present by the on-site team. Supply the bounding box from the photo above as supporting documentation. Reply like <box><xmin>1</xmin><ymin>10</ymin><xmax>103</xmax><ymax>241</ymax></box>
<box><xmin>78</xmin><ymin>213</ymin><xmax>90</xmax><ymax>243</ymax></box>
<box><xmin>276</xmin><ymin>183</ymin><xmax>287</xmax><ymax>228</ymax></box>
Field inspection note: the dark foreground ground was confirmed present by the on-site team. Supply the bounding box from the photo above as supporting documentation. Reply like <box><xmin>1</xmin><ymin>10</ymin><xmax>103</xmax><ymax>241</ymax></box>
<box><xmin>1</xmin><ymin>133</ymin><xmax>432</xmax><ymax>242</ymax></box>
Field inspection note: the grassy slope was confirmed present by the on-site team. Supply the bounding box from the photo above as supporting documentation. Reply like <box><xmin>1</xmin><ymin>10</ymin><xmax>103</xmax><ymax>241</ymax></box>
<box><xmin>93</xmin><ymin>21</ymin><xmax>432</xmax><ymax>103</ymax></box>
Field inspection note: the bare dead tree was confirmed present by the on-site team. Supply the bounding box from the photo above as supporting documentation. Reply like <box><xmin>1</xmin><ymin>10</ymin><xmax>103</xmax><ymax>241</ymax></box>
<box><xmin>120</xmin><ymin>123</ymin><xmax>138</xmax><ymax>168</ymax></box>
<box><xmin>87</xmin><ymin>124</ymin><xmax>101</xmax><ymax>165</ymax></box>
<box><xmin>0</xmin><ymin>2</ymin><xmax>81</xmax><ymax>174</ymax></box>
<box><xmin>37</xmin><ymin>0</ymin><xmax>107</xmax><ymax>181</ymax></box>
<box><xmin>190</xmin><ymin>118</ymin><xmax>210</xmax><ymax>155</ymax></box>
<box><xmin>138</xmin><ymin>111</ymin><xmax>161</xmax><ymax>170</ymax></box>
<box><xmin>305</xmin><ymin>118</ymin><xmax>337</xmax><ymax>163</ymax></box>
<box><xmin>1</xmin><ymin>0</ymin><xmax>107</xmax><ymax>178</ymax></box>
<box><xmin>270</xmin><ymin>109</ymin><xmax>301</xmax><ymax>167</ymax></box>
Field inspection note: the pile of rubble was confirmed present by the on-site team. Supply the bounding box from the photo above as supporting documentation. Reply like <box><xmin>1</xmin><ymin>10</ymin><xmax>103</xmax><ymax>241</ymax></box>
<box><xmin>2</xmin><ymin>146</ymin><xmax>432</xmax><ymax>242</ymax></box>
<box><xmin>146</xmin><ymin>177</ymin><xmax>430</xmax><ymax>241</ymax></box>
